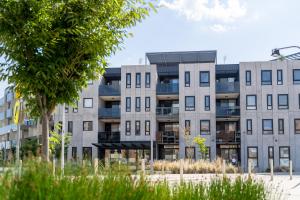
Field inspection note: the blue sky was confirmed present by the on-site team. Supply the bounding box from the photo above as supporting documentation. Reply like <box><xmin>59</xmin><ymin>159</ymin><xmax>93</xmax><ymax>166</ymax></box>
<box><xmin>1</xmin><ymin>0</ymin><xmax>300</xmax><ymax>94</ymax></box>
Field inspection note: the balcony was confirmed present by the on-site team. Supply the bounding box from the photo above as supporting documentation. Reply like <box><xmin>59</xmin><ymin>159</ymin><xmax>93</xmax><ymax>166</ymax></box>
<box><xmin>156</xmin><ymin>107</ymin><xmax>179</xmax><ymax>121</ymax></box>
<box><xmin>216</xmin><ymin>131</ymin><xmax>240</xmax><ymax>143</ymax></box>
<box><xmin>156</xmin><ymin>83</ymin><xmax>179</xmax><ymax>95</ymax></box>
<box><xmin>156</xmin><ymin>131</ymin><xmax>179</xmax><ymax>144</ymax></box>
<box><xmin>98</xmin><ymin>132</ymin><xmax>120</xmax><ymax>143</ymax></box>
<box><xmin>216</xmin><ymin>106</ymin><xmax>240</xmax><ymax>118</ymax></box>
<box><xmin>99</xmin><ymin>84</ymin><xmax>120</xmax><ymax>96</ymax></box>
<box><xmin>216</xmin><ymin>82</ymin><xmax>239</xmax><ymax>93</ymax></box>
<box><xmin>0</xmin><ymin>124</ymin><xmax>17</xmax><ymax>136</ymax></box>
<box><xmin>98</xmin><ymin>107</ymin><xmax>120</xmax><ymax>119</ymax></box>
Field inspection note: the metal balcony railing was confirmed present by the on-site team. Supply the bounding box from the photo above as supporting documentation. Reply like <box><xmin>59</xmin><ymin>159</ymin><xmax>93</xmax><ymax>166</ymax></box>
<box><xmin>156</xmin><ymin>83</ymin><xmax>179</xmax><ymax>95</ymax></box>
<box><xmin>216</xmin><ymin>106</ymin><xmax>240</xmax><ymax>117</ymax></box>
<box><xmin>98</xmin><ymin>107</ymin><xmax>120</xmax><ymax>118</ymax></box>
<box><xmin>156</xmin><ymin>131</ymin><xmax>179</xmax><ymax>144</ymax></box>
<box><xmin>99</xmin><ymin>84</ymin><xmax>120</xmax><ymax>96</ymax></box>
<box><xmin>216</xmin><ymin>131</ymin><xmax>240</xmax><ymax>143</ymax></box>
<box><xmin>98</xmin><ymin>132</ymin><xmax>120</xmax><ymax>143</ymax></box>
<box><xmin>216</xmin><ymin>82</ymin><xmax>240</xmax><ymax>93</ymax></box>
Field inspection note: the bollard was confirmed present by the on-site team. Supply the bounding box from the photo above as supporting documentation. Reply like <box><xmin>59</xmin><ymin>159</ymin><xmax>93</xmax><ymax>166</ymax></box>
<box><xmin>141</xmin><ymin>159</ymin><xmax>145</xmax><ymax>175</ymax></box>
<box><xmin>94</xmin><ymin>158</ymin><xmax>99</xmax><ymax>175</ymax></box>
<box><xmin>180</xmin><ymin>159</ymin><xmax>183</xmax><ymax>183</ymax></box>
<box><xmin>270</xmin><ymin>159</ymin><xmax>273</xmax><ymax>181</ymax></box>
<box><xmin>248</xmin><ymin>160</ymin><xmax>252</xmax><ymax>177</ymax></box>
<box><xmin>53</xmin><ymin>158</ymin><xmax>56</xmax><ymax>177</ymax></box>
<box><xmin>290</xmin><ymin>160</ymin><xmax>293</xmax><ymax>180</ymax></box>
<box><xmin>222</xmin><ymin>159</ymin><xmax>226</xmax><ymax>176</ymax></box>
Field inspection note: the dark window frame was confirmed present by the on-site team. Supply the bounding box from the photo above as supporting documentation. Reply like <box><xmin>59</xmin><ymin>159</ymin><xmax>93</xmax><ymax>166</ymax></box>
<box><xmin>199</xmin><ymin>71</ymin><xmax>210</xmax><ymax>87</ymax></box>
<box><xmin>246</xmin><ymin>119</ymin><xmax>252</xmax><ymax>135</ymax></box>
<box><xmin>136</xmin><ymin>73</ymin><xmax>141</xmax><ymax>88</ymax></box>
<box><xmin>278</xmin><ymin>94</ymin><xmax>289</xmax><ymax>109</ymax></box>
<box><xmin>185</xmin><ymin>146</ymin><xmax>196</xmax><ymax>160</ymax></box>
<box><xmin>294</xmin><ymin>119</ymin><xmax>300</xmax><ymax>134</ymax></box>
<box><xmin>145</xmin><ymin>97</ymin><xmax>150</xmax><ymax>112</ymax></box>
<box><xmin>126</xmin><ymin>73</ymin><xmax>131</xmax><ymax>88</ymax></box>
<box><xmin>125</xmin><ymin>121</ymin><xmax>131</xmax><ymax>135</ymax></box>
<box><xmin>205</xmin><ymin>95</ymin><xmax>210</xmax><ymax>111</ymax></box>
<box><xmin>83</xmin><ymin>98</ymin><xmax>93</xmax><ymax>108</ymax></box>
<box><xmin>145</xmin><ymin>72</ymin><xmax>151</xmax><ymax>88</ymax></box>
<box><xmin>83</xmin><ymin>121</ymin><xmax>93</xmax><ymax>131</ymax></box>
<box><xmin>185</xmin><ymin>96</ymin><xmax>195</xmax><ymax>111</ymax></box>
<box><xmin>68</xmin><ymin>121</ymin><xmax>73</xmax><ymax>135</ymax></box>
<box><xmin>246</xmin><ymin>70</ymin><xmax>251</xmax><ymax>86</ymax></box>
<box><xmin>185</xmin><ymin>71</ymin><xmax>190</xmax><ymax>87</ymax></box>
<box><xmin>277</xmin><ymin>69</ymin><xmax>283</xmax><ymax>85</ymax></box>
<box><xmin>135</xmin><ymin>97</ymin><xmax>141</xmax><ymax>112</ymax></box>
<box><xmin>279</xmin><ymin>146</ymin><xmax>290</xmax><ymax>167</ymax></box>
<box><xmin>72</xmin><ymin>147</ymin><xmax>77</xmax><ymax>160</ymax></box>
<box><xmin>262</xmin><ymin>119</ymin><xmax>273</xmax><ymax>135</ymax></box>
<box><xmin>246</xmin><ymin>95</ymin><xmax>257</xmax><ymax>110</ymax></box>
<box><xmin>247</xmin><ymin>146</ymin><xmax>258</xmax><ymax>167</ymax></box>
<box><xmin>135</xmin><ymin>120</ymin><xmax>141</xmax><ymax>135</ymax></box>
<box><xmin>200</xmin><ymin>120</ymin><xmax>210</xmax><ymax>135</ymax></box>
<box><xmin>261</xmin><ymin>70</ymin><xmax>272</xmax><ymax>85</ymax></box>
<box><xmin>82</xmin><ymin>147</ymin><xmax>92</xmax><ymax>160</ymax></box>
<box><xmin>126</xmin><ymin>97</ymin><xmax>131</xmax><ymax>112</ymax></box>
<box><xmin>278</xmin><ymin>119</ymin><xmax>284</xmax><ymax>134</ymax></box>
<box><xmin>293</xmin><ymin>69</ymin><xmax>300</xmax><ymax>84</ymax></box>
<box><xmin>267</xmin><ymin>94</ymin><xmax>273</xmax><ymax>110</ymax></box>
<box><xmin>185</xmin><ymin>120</ymin><xmax>191</xmax><ymax>135</ymax></box>
<box><xmin>145</xmin><ymin>120</ymin><xmax>150</xmax><ymax>135</ymax></box>
<box><xmin>73</xmin><ymin>101</ymin><xmax>78</xmax><ymax>113</ymax></box>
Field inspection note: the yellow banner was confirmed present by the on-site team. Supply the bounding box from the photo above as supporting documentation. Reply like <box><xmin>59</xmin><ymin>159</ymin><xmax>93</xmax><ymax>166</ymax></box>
<box><xmin>13</xmin><ymin>100</ymin><xmax>20</xmax><ymax>125</ymax></box>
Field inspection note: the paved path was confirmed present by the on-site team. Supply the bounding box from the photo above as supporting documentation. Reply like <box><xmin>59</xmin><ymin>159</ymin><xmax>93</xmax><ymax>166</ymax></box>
<box><xmin>147</xmin><ymin>173</ymin><xmax>300</xmax><ymax>200</ymax></box>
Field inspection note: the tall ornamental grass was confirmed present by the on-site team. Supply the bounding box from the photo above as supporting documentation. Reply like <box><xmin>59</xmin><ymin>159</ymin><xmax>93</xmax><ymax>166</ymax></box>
<box><xmin>0</xmin><ymin>160</ymin><xmax>268</xmax><ymax>200</ymax></box>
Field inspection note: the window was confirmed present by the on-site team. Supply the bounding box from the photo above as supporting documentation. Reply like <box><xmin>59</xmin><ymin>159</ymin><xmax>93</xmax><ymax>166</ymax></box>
<box><xmin>246</xmin><ymin>70</ymin><xmax>251</xmax><ymax>86</ymax></box>
<box><xmin>135</xmin><ymin>121</ymin><xmax>141</xmax><ymax>135</ymax></box>
<box><xmin>199</xmin><ymin>71</ymin><xmax>210</xmax><ymax>87</ymax></box>
<box><xmin>261</xmin><ymin>70</ymin><xmax>272</xmax><ymax>85</ymax></box>
<box><xmin>145</xmin><ymin>72</ymin><xmax>151</xmax><ymax>88</ymax></box>
<box><xmin>277</xmin><ymin>70</ymin><xmax>283</xmax><ymax>85</ymax></box>
<box><xmin>268</xmin><ymin>146</ymin><xmax>274</xmax><ymax>167</ymax></box>
<box><xmin>293</xmin><ymin>69</ymin><xmax>300</xmax><ymax>84</ymax></box>
<box><xmin>65</xmin><ymin>106</ymin><xmax>69</xmax><ymax>113</ymax></box>
<box><xmin>204</xmin><ymin>146</ymin><xmax>210</xmax><ymax>160</ymax></box>
<box><xmin>83</xmin><ymin>98</ymin><xmax>93</xmax><ymax>108</ymax></box>
<box><xmin>82</xmin><ymin>147</ymin><xmax>92</xmax><ymax>161</ymax></box>
<box><xmin>185</xmin><ymin>96</ymin><xmax>195</xmax><ymax>111</ymax></box>
<box><xmin>135</xmin><ymin>97</ymin><xmax>141</xmax><ymax>112</ymax></box>
<box><xmin>200</xmin><ymin>120</ymin><xmax>210</xmax><ymax>135</ymax></box>
<box><xmin>185</xmin><ymin>147</ymin><xmax>195</xmax><ymax>160</ymax></box>
<box><xmin>262</xmin><ymin>119</ymin><xmax>273</xmax><ymax>134</ymax></box>
<box><xmin>205</xmin><ymin>96</ymin><xmax>210</xmax><ymax>111</ymax></box>
<box><xmin>278</xmin><ymin>94</ymin><xmax>288</xmax><ymax>109</ymax></box>
<box><xmin>248</xmin><ymin>147</ymin><xmax>258</xmax><ymax>168</ymax></box>
<box><xmin>246</xmin><ymin>95</ymin><xmax>257</xmax><ymax>110</ymax></box>
<box><xmin>126</xmin><ymin>97</ymin><xmax>131</xmax><ymax>112</ymax></box>
<box><xmin>73</xmin><ymin>101</ymin><xmax>78</xmax><ymax>113</ymax></box>
<box><xmin>72</xmin><ymin>147</ymin><xmax>77</xmax><ymax>160</ymax></box>
<box><xmin>246</xmin><ymin>119</ymin><xmax>252</xmax><ymax>135</ymax></box>
<box><xmin>126</xmin><ymin>73</ymin><xmax>131</xmax><ymax>88</ymax></box>
<box><xmin>68</xmin><ymin>121</ymin><xmax>73</xmax><ymax>135</ymax></box>
<box><xmin>279</xmin><ymin>147</ymin><xmax>290</xmax><ymax>167</ymax></box>
<box><xmin>185</xmin><ymin>120</ymin><xmax>191</xmax><ymax>135</ymax></box>
<box><xmin>145</xmin><ymin>97</ymin><xmax>150</xmax><ymax>112</ymax></box>
<box><xmin>294</xmin><ymin>119</ymin><xmax>300</xmax><ymax>134</ymax></box>
<box><xmin>145</xmin><ymin>120</ymin><xmax>150</xmax><ymax>135</ymax></box>
<box><xmin>278</xmin><ymin>119</ymin><xmax>284</xmax><ymax>134</ymax></box>
<box><xmin>267</xmin><ymin>94</ymin><xmax>272</xmax><ymax>110</ymax></box>
<box><xmin>125</xmin><ymin>121</ymin><xmax>131</xmax><ymax>135</ymax></box>
<box><xmin>136</xmin><ymin>73</ymin><xmax>141</xmax><ymax>88</ymax></box>
<box><xmin>185</xmin><ymin>71</ymin><xmax>190</xmax><ymax>87</ymax></box>
<box><xmin>83</xmin><ymin>121</ymin><xmax>93</xmax><ymax>131</ymax></box>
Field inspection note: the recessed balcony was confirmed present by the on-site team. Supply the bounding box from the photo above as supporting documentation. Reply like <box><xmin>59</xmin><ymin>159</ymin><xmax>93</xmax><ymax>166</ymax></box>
<box><xmin>156</xmin><ymin>83</ymin><xmax>179</xmax><ymax>99</ymax></box>
<box><xmin>98</xmin><ymin>107</ymin><xmax>120</xmax><ymax>122</ymax></box>
<box><xmin>156</xmin><ymin>107</ymin><xmax>179</xmax><ymax>122</ymax></box>
<box><xmin>99</xmin><ymin>84</ymin><xmax>120</xmax><ymax>100</ymax></box>
<box><xmin>98</xmin><ymin>131</ymin><xmax>120</xmax><ymax>143</ymax></box>
<box><xmin>216</xmin><ymin>82</ymin><xmax>240</xmax><ymax>98</ymax></box>
<box><xmin>156</xmin><ymin>131</ymin><xmax>179</xmax><ymax>144</ymax></box>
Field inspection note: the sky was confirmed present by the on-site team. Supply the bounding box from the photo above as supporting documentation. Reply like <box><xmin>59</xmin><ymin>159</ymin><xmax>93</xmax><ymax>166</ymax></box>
<box><xmin>1</xmin><ymin>0</ymin><xmax>300</xmax><ymax>94</ymax></box>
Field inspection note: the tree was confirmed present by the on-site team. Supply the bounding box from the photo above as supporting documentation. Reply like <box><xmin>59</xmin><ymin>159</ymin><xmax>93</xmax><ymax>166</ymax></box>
<box><xmin>193</xmin><ymin>136</ymin><xmax>207</xmax><ymax>159</ymax></box>
<box><xmin>49</xmin><ymin>123</ymin><xmax>71</xmax><ymax>159</ymax></box>
<box><xmin>0</xmin><ymin>0</ymin><xmax>154</xmax><ymax>161</ymax></box>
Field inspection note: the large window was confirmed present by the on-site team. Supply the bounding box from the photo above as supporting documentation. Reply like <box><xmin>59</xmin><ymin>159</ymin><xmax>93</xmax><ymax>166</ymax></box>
<box><xmin>246</xmin><ymin>95</ymin><xmax>257</xmax><ymax>110</ymax></box>
<box><xmin>136</xmin><ymin>73</ymin><xmax>141</xmax><ymax>88</ymax></box>
<box><xmin>73</xmin><ymin>101</ymin><xmax>78</xmax><ymax>113</ymax></box>
<box><xmin>145</xmin><ymin>72</ymin><xmax>151</xmax><ymax>88</ymax></box>
<box><xmin>278</xmin><ymin>119</ymin><xmax>284</xmax><ymax>134</ymax></box>
<box><xmin>68</xmin><ymin>121</ymin><xmax>73</xmax><ymax>135</ymax></box>
<box><xmin>125</xmin><ymin>121</ymin><xmax>131</xmax><ymax>135</ymax></box>
<box><xmin>261</xmin><ymin>70</ymin><xmax>272</xmax><ymax>85</ymax></box>
<box><xmin>277</xmin><ymin>70</ymin><xmax>283</xmax><ymax>85</ymax></box>
<box><xmin>135</xmin><ymin>121</ymin><xmax>141</xmax><ymax>135</ymax></box>
<box><xmin>185</xmin><ymin>96</ymin><xmax>195</xmax><ymax>111</ymax></box>
<box><xmin>126</xmin><ymin>97</ymin><xmax>131</xmax><ymax>112</ymax></box>
<box><xmin>145</xmin><ymin>97</ymin><xmax>150</xmax><ymax>112</ymax></box>
<box><xmin>83</xmin><ymin>121</ymin><xmax>93</xmax><ymax>131</ymax></box>
<box><xmin>145</xmin><ymin>120</ymin><xmax>150</xmax><ymax>135</ymax></box>
<box><xmin>279</xmin><ymin>147</ymin><xmax>290</xmax><ymax>167</ymax></box>
<box><xmin>200</xmin><ymin>120</ymin><xmax>210</xmax><ymax>135</ymax></box>
<box><xmin>205</xmin><ymin>95</ymin><xmax>210</xmax><ymax>111</ymax></box>
<box><xmin>72</xmin><ymin>147</ymin><xmax>77</xmax><ymax>160</ymax></box>
<box><xmin>185</xmin><ymin>147</ymin><xmax>195</xmax><ymax>160</ymax></box>
<box><xmin>262</xmin><ymin>119</ymin><xmax>273</xmax><ymax>134</ymax></box>
<box><xmin>200</xmin><ymin>71</ymin><xmax>210</xmax><ymax>87</ymax></box>
<box><xmin>135</xmin><ymin>97</ymin><xmax>141</xmax><ymax>112</ymax></box>
<box><xmin>267</xmin><ymin>94</ymin><xmax>272</xmax><ymax>110</ymax></box>
<box><xmin>293</xmin><ymin>69</ymin><xmax>300</xmax><ymax>84</ymax></box>
<box><xmin>294</xmin><ymin>119</ymin><xmax>300</xmax><ymax>134</ymax></box>
<box><xmin>185</xmin><ymin>120</ymin><xmax>191</xmax><ymax>135</ymax></box>
<box><xmin>246</xmin><ymin>70</ymin><xmax>251</xmax><ymax>86</ymax></box>
<box><xmin>278</xmin><ymin>94</ymin><xmax>288</xmax><ymax>109</ymax></box>
<box><xmin>83</xmin><ymin>98</ymin><xmax>93</xmax><ymax>108</ymax></box>
<box><xmin>82</xmin><ymin>147</ymin><xmax>92</xmax><ymax>161</ymax></box>
<box><xmin>268</xmin><ymin>146</ymin><xmax>274</xmax><ymax>167</ymax></box>
<box><xmin>248</xmin><ymin>147</ymin><xmax>258</xmax><ymax>168</ymax></box>
<box><xmin>126</xmin><ymin>73</ymin><xmax>131</xmax><ymax>88</ymax></box>
<box><xmin>185</xmin><ymin>71</ymin><xmax>190</xmax><ymax>87</ymax></box>
<box><xmin>246</xmin><ymin>119</ymin><xmax>252</xmax><ymax>135</ymax></box>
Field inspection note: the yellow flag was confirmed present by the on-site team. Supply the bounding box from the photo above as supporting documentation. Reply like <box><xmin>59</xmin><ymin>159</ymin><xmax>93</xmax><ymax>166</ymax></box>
<box><xmin>13</xmin><ymin>100</ymin><xmax>20</xmax><ymax>125</ymax></box>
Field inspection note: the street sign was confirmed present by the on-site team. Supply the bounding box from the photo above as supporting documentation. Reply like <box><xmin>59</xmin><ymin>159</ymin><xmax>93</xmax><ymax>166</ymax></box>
<box><xmin>13</xmin><ymin>100</ymin><xmax>20</xmax><ymax>125</ymax></box>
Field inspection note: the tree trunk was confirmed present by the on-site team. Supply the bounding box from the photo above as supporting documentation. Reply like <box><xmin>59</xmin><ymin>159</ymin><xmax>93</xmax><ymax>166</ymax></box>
<box><xmin>41</xmin><ymin>113</ymin><xmax>49</xmax><ymax>161</ymax></box>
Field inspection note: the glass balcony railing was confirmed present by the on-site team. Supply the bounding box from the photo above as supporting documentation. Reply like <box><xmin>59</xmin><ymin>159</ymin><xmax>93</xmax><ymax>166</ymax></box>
<box><xmin>156</xmin><ymin>131</ymin><xmax>179</xmax><ymax>144</ymax></box>
<box><xmin>156</xmin><ymin>83</ymin><xmax>179</xmax><ymax>95</ymax></box>
<box><xmin>216</xmin><ymin>82</ymin><xmax>240</xmax><ymax>93</ymax></box>
<box><xmin>98</xmin><ymin>132</ymin><xmax>120</xmax><ymax>143</ymax></box>
<box><xmin>216</xmin><ymin>106</ymin><xmax>240</xmax><ymax>117</ymax></box>
<box><xmin>216</xmin><ymin>131</ymin><xmax>241</xmax><ymax>143</ymax></box>
<box><xmin>98</xmin><ymin>107</ymin><xmax>120</xmax><ymax>118</ymax></box>
<box><xmin>99</xmin><ymin>84</ymin><xmax>120</xmax><ymax>96</ymax></box>
<box><xmin>0</xmin><ymin>124</ymin><xmax>17</xmax><ymax>136</ymax></box>
<box><xmin>156</xmin><ymin>107</ymin><xmax>179</xmax><ymax>119</ymax></box>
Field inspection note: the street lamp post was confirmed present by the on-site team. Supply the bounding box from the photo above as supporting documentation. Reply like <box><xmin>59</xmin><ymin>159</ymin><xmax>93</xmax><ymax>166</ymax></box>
<box><xmin>61</xmin><ymin>103</ymin><xmax>65</xmax><ymax>175</ymax></box>
<box><xmin>271</xmin><ymin>46</ymin><xmax>300</xmax><ymax>57</ymax></box>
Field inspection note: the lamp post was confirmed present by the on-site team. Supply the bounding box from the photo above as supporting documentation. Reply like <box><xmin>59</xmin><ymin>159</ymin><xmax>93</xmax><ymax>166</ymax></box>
<box><xmin>61</xmin><ymin>103</ymin><xmax>65</xmax><ymax>175</ymax></box>
<box><xmin>271</xmin><ymin>46</ymin><xmax>300</xmax><ymax>57</ymax></box>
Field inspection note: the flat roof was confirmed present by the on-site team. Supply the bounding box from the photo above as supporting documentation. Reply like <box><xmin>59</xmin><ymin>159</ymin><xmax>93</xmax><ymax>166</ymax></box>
<box><xmin>146</xmin><ymin>50</ymin><xmax>217</xmax><ymax>64</ymax></box>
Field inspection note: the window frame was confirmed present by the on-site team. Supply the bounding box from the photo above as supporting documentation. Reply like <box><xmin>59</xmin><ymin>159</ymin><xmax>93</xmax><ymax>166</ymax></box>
<box><xmin>246</xmin><ymin>119</ymin><xmax>252</xmax><ymax>135</ymax></box>
<box><xmin>262</xmin><ymin>119</ymin><xmax>273</xmax><ymax>135</ymax></box>
<box><xmin>83</xmin><ymin>98</ymin><xmax>93</xmax><ymax>108</ymax></box>
<box><xmin>246</xmin><ymin>95</ymin><xmax>257</xmax><ymax>110</ymax></box>
<box><xmin>268</xmin><ymin>146</ymin><xmax>274</xmax><ymax>167</ymax></box>
<box><xmin>68</xmin><ymin>121</ymin><xmax>73</xmax><ymax>135</ymax></box>
<box><xmin>277</xmin><ymin>69</ymin><xmax>283</xmax><ymax>85</ymax></box>
<box><xmin>126</xmin><ymin>97</ymin><xmax>131</xmax><ymax>112</ymax></box>
<box><xmin>247</xmin><ymin>146</ymin><xmax>258</xmax><ymax>168</ymax></box>
<box><xmin>126</xmin><ymin>73</ymin><xmax>131</xmax><ymax>88</ymax></box>
<box><xmin>136</xmin><ymin>73</ymin><xmax>141</xmax><ymax>88</ymax></box>
<box><xmin>279</xmin><ymin>146</ymin><xmax>290</xmax><ymax>167</ymax></box>
<box><xmin>185</xmin><ymin>120</ymin><xmax>191</xmax><ymax>135</ymax></box>
<box><xmin>246</xmin><ymin>70</ymin><xmax>251</xmax><ymax>86</ymax></box>
<box><xmin>278</xmin><ymin>94</ymin><xmax>289</xmax><ymax>109</ymax></box>
<box><xmin>145</xmin><ymin>120</ymin><xmax>150</xmax><ymax>135</ymax></box>
<box><xmin>205</xmin><ymin>95</ymin><xmax>210</xmax><ymax>111</ymax></box>
<box><xmin>82</xmin><ymin>147</ymin><xmax>92</xmax><ymax>160</ymax></box>
<box><xmin>145</xmin><ymin>72</ymin><xmax>151</xmax><ymax>88</ymax></box>
<box><xmin>185</xmin><ymin>71</ymin><xmax>190</xmax><ymax>87</ymax></box>
<box><xmin>83</xmin><ymin>121</ymin><xmax>93</xmax><ymax>131</ymax></box>
<box><xmin>267</xmin><ymin>94</ymin><xmax>273</xmax><ymax>110</ymax></box>
<box><xmin>185</xmin><ymin>146</ymin><xmax>195</xmax><ymax>160</ymax></box>
<box><xmin>293</xmin><ymin>69</ymin><xmax>300</xmax><ymax>84</ymax></box>
<box><xmin>261</xmin><ymin>70</ymin><xmax>272</xmax><ymax>85</ymax></box>
<box><xmin>145</xmin><ymin>97</ymin><xmax>150</xmax><ymax>112</ymax></box>
<box><xmin>135</xmin><ymin>120</ymin><xmax>141</xmax><ymax>136</ymax></box>
<box><xmin>125</xmin><ymin>121</ymin><xmax>131</xmax><ymax>135</ymax></box>
<box><xmin>199</xmin><ymin>71</ymin><xmax>210</xmax><ymax>87</ymax></box>
<box><xmin>73</xmin><ymin>101</ymin><xmax>78</xmax><ymax>113</ymax></box>
<box><xmin>278</xmin><ymin>119</ymin><xmax>284</xmax><ymax>134</ymax></box>
<box><xmin>185</xmin><ymin>96</ymin><xmax>195</xmax><ymax>111</ymax></box>
<box><xmin>200</xmin><ymin>120</ymin><xmax>210</xmax><ymax>135</ymax></box>
<box><xmin>72</xmin><ymin>147</ymin><xmax>77</xmax><ymax>160</ymax></box>
<box><xmin>135</xmin><ymin>97</ymin><xmax>141</xmax><ymax>112</ymax></box>
<box><xmin>294</xmin><ymin>119</ymin><xmax>300</xmax><ymax>134</ymax></box>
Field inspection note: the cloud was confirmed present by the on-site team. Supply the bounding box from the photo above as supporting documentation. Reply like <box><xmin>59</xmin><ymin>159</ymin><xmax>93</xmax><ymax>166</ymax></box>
<box><xmin>159</xmin><ymin>0</ymin><xmax>247</xmax><ymax>23</ymax></box>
